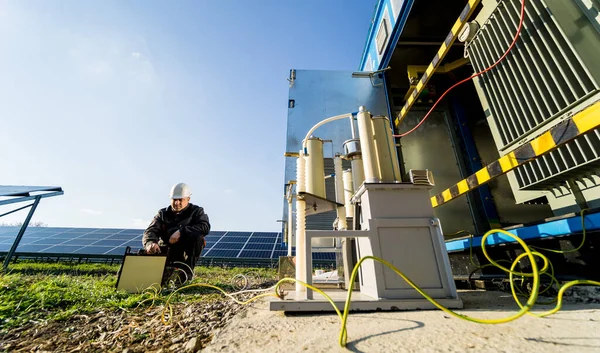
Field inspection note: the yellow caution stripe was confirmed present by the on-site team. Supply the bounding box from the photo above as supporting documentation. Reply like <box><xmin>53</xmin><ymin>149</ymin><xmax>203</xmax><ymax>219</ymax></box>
<box><xmin>432</xmin><ymin>101</ymin><xmax>600</xmax><ymax>208</ymax></box>
<box><xmin>395</xmin><ymin>0</ymin><xmax>480</xmax><ymax>127</ymax></box>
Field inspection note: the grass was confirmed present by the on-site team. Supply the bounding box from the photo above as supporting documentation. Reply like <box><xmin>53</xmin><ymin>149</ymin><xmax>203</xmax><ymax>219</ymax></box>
<box><xmin>0</xmin><ymin>261</ymin><xmax>277</xmax><ymax>331</ymax></box>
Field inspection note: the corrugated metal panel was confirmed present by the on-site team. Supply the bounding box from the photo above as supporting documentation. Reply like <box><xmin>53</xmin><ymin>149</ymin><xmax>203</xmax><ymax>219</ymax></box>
<box><xmin>467</xmin><ymin>0</ymin><xmax>598</xmax><ymax>149</ymax></box>
<box><xmin>467</xmin><ymin>0</ymin><xmax>600</xmax><ymax>191</ymax></box>
<box><xmin>515</xmin><ymin>130</ymin><xmax>600</xmax><ymax>190</ymax></box>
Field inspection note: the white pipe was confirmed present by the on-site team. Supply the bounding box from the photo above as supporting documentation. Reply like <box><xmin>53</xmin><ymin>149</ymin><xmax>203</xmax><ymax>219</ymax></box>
<box><xmin>296</xmin><ymin>199</ymin><xmax>306</xmax><ymax>292</ymax></box>
<box><xmin>287</xmin><ymin>197</ymin><xmax>293</xmax><ymax>256</ymax></box>
<box><xmin>356</xmin><ymin>106</ymin><xmax>379</xmax><ymax>183</ymax></box>
<box><xmin>334</xmin><ymin>155</ymin><xmax>347</xmax><ymax>230</ymax></box>
<box><xmin>302</xmin><ymin>113</ymin><xmax>352</xmax><ymax>152</ymax></box>
<box><xmin>295</xmin><ymin>152</ymin><xmax>306</xmax><ymax>292</ymax></box>
<box><xmin>343</xmin><ymin>169</ymin><xmax>354</xmax><ymax>218</ymax></box>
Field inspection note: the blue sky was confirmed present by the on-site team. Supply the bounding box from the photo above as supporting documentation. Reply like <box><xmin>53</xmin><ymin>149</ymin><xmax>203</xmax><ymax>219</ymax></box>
<box><xmin>0</xmin><ymin>0</ymin><xmax>377</xmax><ymax>231</ymax></box>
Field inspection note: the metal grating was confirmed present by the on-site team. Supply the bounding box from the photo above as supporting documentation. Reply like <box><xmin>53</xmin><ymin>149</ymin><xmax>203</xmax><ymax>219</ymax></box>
<box><xmin>514</xmin><ymin>130</ymin><xmax>600</xmax><ymax>189</ymax></box>
<box><xmin>467</xmin><ymin>0</ymin><xmax>598</xmax><ymax>149</ymax></box>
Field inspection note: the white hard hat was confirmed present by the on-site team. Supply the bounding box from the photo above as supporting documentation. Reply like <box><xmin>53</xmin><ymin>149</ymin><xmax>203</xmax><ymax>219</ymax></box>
<box><xmin>170</xmin><ymin>182</ymin><xmax>192</xmax><ymax>199</ymax></box>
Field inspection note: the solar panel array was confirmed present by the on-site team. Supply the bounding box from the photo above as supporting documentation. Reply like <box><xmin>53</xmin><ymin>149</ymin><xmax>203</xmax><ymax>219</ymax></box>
<box><xmin>0</xmin><ymin>227</ymin><xmax>336</xmax><ymax>260</ymax></box>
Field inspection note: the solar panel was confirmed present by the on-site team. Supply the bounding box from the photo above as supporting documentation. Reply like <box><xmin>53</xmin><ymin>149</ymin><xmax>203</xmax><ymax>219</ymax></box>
<box><xmin>247</xmin><ymin>237</ymin><xmax>276</xmax><ymax>243</ymax></box>
<box><xmin>239</xmin><ymin>250</ymin><xmax>272</xmax><ymax>259</ymax></box>
<box><xmin>251</xmin><ymin>232</ymin><xmax>278</xmax><ymax>237</ymax></box>
<box><xmin>16</xmin><ymin>244</ymin><xmax>52</xmax><ymax>252</ymax></box>
<box><xmin>93</xmin><ymin>239</ymin><xmax>127</xmax><ymax>247</ymax></box>
<box><xmin>244</xmin><ymin>243</ymin><xmax>274</xmax><ymax>250</ymax></box>
<box><xmin>313</xmin><ymin>253</ymin><xmax>336</xmax><ymax>260</ymax></box>
<box><xmin>223</xmin><ymin>236</ymin><xmax>249</xmax><ymax>242</ymax></box>
<box><xmin>211</xmin><ymin>242</ymin><xmax>245</xmax><ymax>250</ymax></box>
<box><xmin>28</xmin><ymin>238</ymin><xmax>65</xmax><ymax>245</ymax></box>
<box><xmin>274</xmin><ymin>243</ymin><xmax>288</xmax><ymax>250</ymax></box>
<box><xmin>50</xmin><ymin>238</ymin><xmax>90</xmax><ymax>245</ymax></box>
<box><xmin>72</xmin><ymin>246</ymin><xmax>114</xmax><ymax>255</ymax></box>
<box><xmin>0</xmin><ymin>227</ymin><xmax>341</xmax><ymax>262</ymax></box>
<box><xmin>46</xmin><ymin>245</ymin><xmax>82</xmax><ymax>253</ymax></box>
<box><xmin>205</xmin><ymin>249</ymin><xmax>239</xmax><ymax>257</ymax></box>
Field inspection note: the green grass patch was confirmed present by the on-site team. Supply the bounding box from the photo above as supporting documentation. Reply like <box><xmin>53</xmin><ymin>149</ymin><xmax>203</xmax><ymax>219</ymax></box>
<box><xmin>0</xmin><ymin>261</ymin><xmax>277</xmax><ymax>331</ymax></box>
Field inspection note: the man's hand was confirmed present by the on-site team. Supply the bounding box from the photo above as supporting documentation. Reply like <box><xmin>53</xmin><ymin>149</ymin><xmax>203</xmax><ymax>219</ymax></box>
<box><xmin>146</xmin><ymin>242</ymin><xmax>160</xmax><ymax>254</ymax></box>
<box><xmin>169</xmin><ymin>230</ymin><xmax>181</xmax><ymax>244</ymax></box>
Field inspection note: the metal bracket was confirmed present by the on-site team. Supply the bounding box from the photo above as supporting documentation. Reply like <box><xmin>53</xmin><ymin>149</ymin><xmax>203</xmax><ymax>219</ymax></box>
<box><xmin>404</xmin><ymin>57</ymin><xmax>470</xmax><ymax>101</ymax></box>
<box><xmin>351</xmin><ymin>66</ymin><xmax>391</xmax><ymax>87</ymax></box>
<box><xmin>287</xmin><ymin>69</ymin><xmax>296</xmax><ymax>88</ymax></box>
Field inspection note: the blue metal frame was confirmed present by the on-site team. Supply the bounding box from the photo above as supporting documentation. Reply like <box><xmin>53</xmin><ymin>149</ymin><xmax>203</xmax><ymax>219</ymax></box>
<box><xmin>450</xmin><ymin>98</ymin><xmax>501</xmax><ymax>229</ymax></box>
<box><xmin>379</xmin><ymin>0</ymin><xmax>415</xmax><ymax>70</ymax></box>
<box><xmin>0</xmin><ymin>185</ymin><xmax>64</xmax><ymax>270</ymax></box>
<box><xmin>358</xmin><ymin>0</ymin><xmax>416</xmax><ymax>71</ymax></box>
<box><xmin>445</xmin><ymin>210</ymin><xmax>600</xmax><ymax>252</ymax></box>
<box><xmin>0</xmin><ymin>191</ymin><xmax>64</xmax><ymax>206</ymax></box>
<box><xmin>2</xmin><ymin>196</ymin><xmax>41</xmax><ymax>270</ymax></box>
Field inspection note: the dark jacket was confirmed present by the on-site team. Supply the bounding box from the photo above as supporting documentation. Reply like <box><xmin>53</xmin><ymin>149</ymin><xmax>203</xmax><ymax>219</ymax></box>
<box><xmin>142</xmin><ymin>203</ymin><xmax>211</xmax><ymax>248</ymax></box>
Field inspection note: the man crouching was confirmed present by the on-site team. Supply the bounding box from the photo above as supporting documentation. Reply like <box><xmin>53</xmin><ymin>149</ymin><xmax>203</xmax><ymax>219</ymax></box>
<box><xmin>142</xmin><ymin>182</ymin><xmax>211</xmax><ymax>280</ymax></box>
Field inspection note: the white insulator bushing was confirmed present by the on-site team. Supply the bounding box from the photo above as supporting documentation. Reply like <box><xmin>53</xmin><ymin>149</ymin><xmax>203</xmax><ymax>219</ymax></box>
<box><xmin>305</xmin><ymin>137</ymin><xmax>326</xmax><ymax>198</ymax></box>
<box><xmin>372</xmin><ymin>115</ymin><xmax>401</xmax><ymax>182</ymax></box>
<box><xmin>334</xmin><ymin>156</ymin><xmax>347</xmax><ymax>230</ymax></box>
<box><xmin>356</xmin><ymin>107</ymin><xmax>379</xmax><ymax>183</ymax></box>
<box><xmin>343</xmin><ymin>169</ymin><xmax>354</xmax><ymax>218</ymax></box>
<box><xmin>351</xmin><ymin>157</ymin><xmax>365</xmax><ymax>191</ymax></box>
<box><xmin>296</xmin><ymin>152</ymin><xmax>306</xmax><ymax>193</ymax></box>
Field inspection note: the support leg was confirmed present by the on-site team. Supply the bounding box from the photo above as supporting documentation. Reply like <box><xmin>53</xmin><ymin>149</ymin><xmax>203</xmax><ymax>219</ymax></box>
<box><xmin>3</xmin><ymin>196</ymin><xmax>41</xmax><ymax>271</ymax></box>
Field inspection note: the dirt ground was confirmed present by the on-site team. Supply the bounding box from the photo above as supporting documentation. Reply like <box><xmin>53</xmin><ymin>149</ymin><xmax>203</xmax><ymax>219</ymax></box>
<box><xmin>0</xmin><ymin>300</ymin><xmax>245</xmax><ymax>353</ymax></box>
<box><xmin>204</xmin><ymin>290</ymin><xmax>600</xmax><ymax>353</ymax></box>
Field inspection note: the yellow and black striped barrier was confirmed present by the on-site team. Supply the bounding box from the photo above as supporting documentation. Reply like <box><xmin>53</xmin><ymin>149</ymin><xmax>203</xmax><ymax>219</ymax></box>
<box><xmin>395</xmin><ymin>0</ymin><xmax>480</xmax><ymax>127</ymax></box>
<box><xmin>432</xmin><ymin>101</ymin><xmax>600</xmax><ymax>208</ymax></box>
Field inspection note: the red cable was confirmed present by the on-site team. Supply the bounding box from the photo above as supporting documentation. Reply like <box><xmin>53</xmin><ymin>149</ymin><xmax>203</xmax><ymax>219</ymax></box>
<box><xmin>394</xmin><ymin>0</ymin><xmax>526</xmax><ymax>138</ymax></box>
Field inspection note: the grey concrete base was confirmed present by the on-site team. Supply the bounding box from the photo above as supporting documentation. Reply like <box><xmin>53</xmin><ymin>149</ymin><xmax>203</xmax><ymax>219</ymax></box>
<box><xmin>269</xmin><ymin>289</ymin><xmax>463</xmax><ymax>312</ymax></box>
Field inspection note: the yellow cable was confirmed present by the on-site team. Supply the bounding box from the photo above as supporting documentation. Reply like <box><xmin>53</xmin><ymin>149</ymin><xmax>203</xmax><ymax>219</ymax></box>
<box><xmin>444</xmin><ymin>229</ymin><xmax>471</xmax><ymax>237</ymax></box>
<box><xmin>338</xmin><ymin>229</ymin><xmax>540</xmax><ymax>346</ymax></box>
<box><xmin>530</xmin><ymin>208</ymin><xmax>588</xmax><ymax>254</ymax></box>
<box><xmin>508</xmin><ymin>251</ymin><xmax>600</xmax><ymax>317</ymax></box>
<box><xmin>152</xmin><ymin>216</ymin><xmax>599</xmax><ymax>349</ymax></box>
<box><xmin>161</xmin><ymin>283</ymin><xmax>280</xmax><ymax>324</ymax></box>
